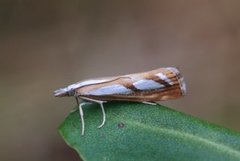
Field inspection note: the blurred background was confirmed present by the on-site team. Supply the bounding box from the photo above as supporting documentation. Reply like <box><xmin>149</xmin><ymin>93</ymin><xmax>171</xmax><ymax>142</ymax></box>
<box><xmin>1</xmin><ymin>0</ymin><xmax>240</xmax><ymax>161</ymax></box>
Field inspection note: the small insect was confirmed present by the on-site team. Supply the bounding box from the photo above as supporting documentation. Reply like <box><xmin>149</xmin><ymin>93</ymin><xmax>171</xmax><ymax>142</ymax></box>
<box><xmin>54</xmin><ymin>67</ymin><xmax>186</xmax><ymax>135</ymax></box>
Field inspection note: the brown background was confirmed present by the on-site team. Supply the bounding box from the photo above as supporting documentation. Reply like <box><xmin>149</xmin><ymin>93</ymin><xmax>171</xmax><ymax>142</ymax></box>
<box><xmin>1</xmin><ymin>1</ymin><xmax>240</xmax><ymax>161</ymax></box>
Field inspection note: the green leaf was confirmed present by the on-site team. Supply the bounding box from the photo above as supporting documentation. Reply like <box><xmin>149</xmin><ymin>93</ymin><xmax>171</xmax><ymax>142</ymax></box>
<box><xmin>59</xmin><ymin>102</ymin><xmax>240</xmax><ymax>161</ymax></box>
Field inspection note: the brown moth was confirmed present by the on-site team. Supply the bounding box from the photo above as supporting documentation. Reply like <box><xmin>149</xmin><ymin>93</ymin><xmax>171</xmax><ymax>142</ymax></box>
<box><xmin>54</xmin><ymin>67</ymin><xmax>186</xmax><ymax>135</ymax></box>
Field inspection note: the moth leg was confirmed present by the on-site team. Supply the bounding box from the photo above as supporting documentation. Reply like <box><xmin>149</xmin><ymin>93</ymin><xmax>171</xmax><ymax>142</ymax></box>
<box><xmin>80</xmin><ymin>97</ymin><xmax>107</xmax><ymax>129</ymax></box>
<box><xmin>97</xmin><ymin>101</ymin><xmax>106</xmax><ymax>128</ymax></box>
<box><xmin>142</xmin><ymin>101</ymin><xmax>157</xmax><ymax>105</ymax></box>
<box><xmin>78</xmin><ymin>102</ymin><xmax>85</xmax><ymax>135</ymax></box>
<box><xmin>75</xmin><ymin>96</ymin><xmax>92</xmax><ymax>136</ymax></box>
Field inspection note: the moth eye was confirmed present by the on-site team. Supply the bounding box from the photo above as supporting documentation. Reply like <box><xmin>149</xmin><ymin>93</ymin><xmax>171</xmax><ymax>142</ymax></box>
<box><xmin>68</xmin><ymin>89</ymin><xmax>75</xmax><ymax>96</ymax></box>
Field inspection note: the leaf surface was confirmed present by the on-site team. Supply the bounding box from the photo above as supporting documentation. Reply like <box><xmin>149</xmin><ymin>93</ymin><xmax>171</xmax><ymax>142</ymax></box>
<box><xmin>59</xmin><ymin>102</ymin><xmax>240</xmax><ymax>161</ymax></box>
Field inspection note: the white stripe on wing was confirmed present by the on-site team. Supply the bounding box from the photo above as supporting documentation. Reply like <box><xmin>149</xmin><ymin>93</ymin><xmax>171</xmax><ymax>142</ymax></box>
<box><xmin>88</xmin><ymin>84</ymin><xmax>133</xmax><ymax>96</ymax></box>
<box><xmin>155</xmin><ymin>73</ymin><xmax>173</xmax><ymax>85</ymax></box>
<box><xmin>133</xmin><ymin>79</ymin><xmax>164</xmax><ymax>90</ymax></box>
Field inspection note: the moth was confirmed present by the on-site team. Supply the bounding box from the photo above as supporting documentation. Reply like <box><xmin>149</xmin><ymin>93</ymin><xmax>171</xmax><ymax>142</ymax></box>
<box><xmin>54</xmin><ymin>67</ymin><xmax>186</xmax><ymax>135</ymax></box>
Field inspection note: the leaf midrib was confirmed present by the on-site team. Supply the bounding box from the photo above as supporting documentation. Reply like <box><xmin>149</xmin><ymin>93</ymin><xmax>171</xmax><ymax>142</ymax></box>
<box><xmin>126</xmin><ymin>120</ymin><xmax>240</xmax><ymax>159</ymax></box>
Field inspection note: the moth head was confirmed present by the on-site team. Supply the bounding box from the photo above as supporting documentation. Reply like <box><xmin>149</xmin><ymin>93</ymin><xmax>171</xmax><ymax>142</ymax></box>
<box><xmin>54</xmin><ymin>87</ymin><xmax>75</xmax><ymax>97</ymax></box>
